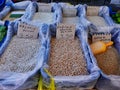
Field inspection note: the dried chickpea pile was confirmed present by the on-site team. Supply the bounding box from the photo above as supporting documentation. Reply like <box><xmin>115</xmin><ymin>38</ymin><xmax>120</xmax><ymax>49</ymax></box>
<box><xmin>95</xmin><ymin>46</ymin><xmax>120</xmax><ymax>75</ymax></box>
<box><xmin>48</xmin><ymin>37</ymin><xmax>88</xmax><ymax>76</ymax></box>
<box><xmin>0</xmin><ymin>35</ymin><xmax>39</xmax><ymax>73</ymax></box>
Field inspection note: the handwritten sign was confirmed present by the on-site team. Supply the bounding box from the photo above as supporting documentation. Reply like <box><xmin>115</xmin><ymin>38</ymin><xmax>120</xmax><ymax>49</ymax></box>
<box><xmin>56</xmin><ymin>24</ymin><xmax>75</xmax><ymax>39</ymax></box>
<box><xmin>17</xmin><ymin>22</ymin><xmax>39</xmax><ymax>39</ymax></box>
<box><xmin>38</xmin><ymin>3</ymin><xmax>51</xmax><ymax>12</ymax></box>
<box><xmin>92</xmin><ymin>32</ymin><xmax>111</xmax><ymax>43</ymax></box>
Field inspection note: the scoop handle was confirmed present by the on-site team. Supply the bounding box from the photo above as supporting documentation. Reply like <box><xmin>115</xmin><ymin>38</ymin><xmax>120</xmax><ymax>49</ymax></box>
<box><xmin>105</xmin><ymin>41</ymin><xmax>113</xmax><ymax>47</ymax></box>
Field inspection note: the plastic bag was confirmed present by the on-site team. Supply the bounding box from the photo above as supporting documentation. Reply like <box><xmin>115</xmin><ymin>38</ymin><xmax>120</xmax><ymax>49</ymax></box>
<box><xmin>99</xmin><ymin>6</ymin><xmax>115</xmax><ymax>26</ymax></box>
<box><xmin>0</xmin><ymin>23</ymin><xmax>48</xmax><ymax>90</ymax></box>
<box><xmin>77</xmin><ymin>5</ymin><xmax>97</xmax><ymax>30</ymax></box>
<box><xmin>0</xmin><ymin>6</ymin><xmax>11</xmax><ymax>20</ymax></box>
<box><xmin>0</xmin><ymin>21</ymin><xmax>13</xmax><ymax>56</ymax></box>
<box><xmin>11</xmin><ymin>1</ymin><xmax>31</xmax><ymax>10</ymax></box>
<box><xmin>40</xmin><ymin>25</ymin><xmax>100</xmax><ymax>89</ymax></box>
<box><xmin>110</xmin><ymin>0</ymin><xmax>120</xmax><ymax>4</ymax></box>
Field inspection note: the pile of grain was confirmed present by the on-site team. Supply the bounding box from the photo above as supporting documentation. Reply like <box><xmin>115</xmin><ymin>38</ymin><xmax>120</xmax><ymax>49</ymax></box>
<box><xmin>0</xmin><ymin>35</ymin><xmax>39</xmax><ymax>73</ymax></box>
<box><xmin>87</xmin><ymin>16</ymin><xmax>108</xmax><ymax>26</ymax></box>
<box><xmin>48</xmin><ymin>37</ymin><xmax>88</xmax><ymax>76</ymax></box>
<box><xmin>33</xmin><ymin>12</ymin><xmax>54</xmax><ymax>24</ymax></box>
<box><xmin>62</xmin><ymin>17</ymin><xmax>80</xmax><ymax>24</ymax></box>
<box><xmin>95</xmin><ymin>46</ymin><xmax>120</xmax><ymax>75</ymax></box>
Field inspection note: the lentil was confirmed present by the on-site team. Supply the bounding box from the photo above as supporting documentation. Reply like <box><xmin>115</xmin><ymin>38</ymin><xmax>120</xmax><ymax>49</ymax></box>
<box><xmin>95</xmin><ymin>46</ymin><xmax>120</xmax><ymax>75</ymax></box>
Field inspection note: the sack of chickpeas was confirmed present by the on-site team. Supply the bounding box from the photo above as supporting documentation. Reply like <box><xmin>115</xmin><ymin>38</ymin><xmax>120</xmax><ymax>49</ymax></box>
<box><xmin>0</xmin><ymin>23</ymin><xmax>48</xmax><ymax>90</ymax></box>
<box><xmin>40</xmin><ymin>25</ymin><xmax>100</xmax><ymax>90</ymax></box>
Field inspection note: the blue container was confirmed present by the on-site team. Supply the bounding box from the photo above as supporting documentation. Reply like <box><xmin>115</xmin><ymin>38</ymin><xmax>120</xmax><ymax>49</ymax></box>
<box><xmin>0</xmin><ymin>0</ymin><xmax>5</xmax><ymax>12</ymax></box>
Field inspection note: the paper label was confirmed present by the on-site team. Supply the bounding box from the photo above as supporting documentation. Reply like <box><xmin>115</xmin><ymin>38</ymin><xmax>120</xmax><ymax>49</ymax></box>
<box><xmin>92</xmin><ymin>33</ymin><xmax>111</xmax><ymax>43</ymax></box>
<box><xmin>17</xmin><ymin>22</ymin><xmax>39</xmax><ymax>39</ymax></box>
<box><xmin>56</xmin><ymin>24</ymin><xmax>75</xmax><ymax>39</ymax></box>
<box><xmin>90</xmin><ymin>26</ymin><xmax>112</xmax><ymax>43</ymax></box>
<box><xmin>38</xmin><ymin>3</ymin><xmax>51</xmax><ymax>12</ymax></box>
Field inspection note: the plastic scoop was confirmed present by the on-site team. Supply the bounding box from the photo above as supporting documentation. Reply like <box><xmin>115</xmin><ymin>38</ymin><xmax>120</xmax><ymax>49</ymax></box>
<box><xmin>90</xmin><ymin>41</ymin><xmax>113</xmax><ymax>55</ymax></box>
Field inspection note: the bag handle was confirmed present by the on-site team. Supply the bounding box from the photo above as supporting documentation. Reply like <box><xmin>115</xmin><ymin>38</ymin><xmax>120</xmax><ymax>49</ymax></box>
<box><xmin>38</xmin><ymin>69</ymin><xmax>55</xmax><ymax>90</ymax></box>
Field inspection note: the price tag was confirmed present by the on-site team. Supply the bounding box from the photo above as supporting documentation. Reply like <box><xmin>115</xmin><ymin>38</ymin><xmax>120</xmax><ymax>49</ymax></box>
<box><xmin>90</xmin><ymin>26</ymin><xmax>112</xmax><ymax>43</ymax></box>
<box><xmin>17</xmin><ymin>22</ymin><xmax>39</xmax><ymax>39</ymax></box>
<box><xmin>56</xmin><ymin>24</ymin><xmax>75</xmax><ymax>39</ymax></box>
<box><xmin>92</xmin><ymin>32</ymin><xmax>111</xmax><ymax>43</ymax></box>
<box><xmin>38</xmin><ymin>3</ymin><xmax>51</xmax><ymax>12</ymax></box>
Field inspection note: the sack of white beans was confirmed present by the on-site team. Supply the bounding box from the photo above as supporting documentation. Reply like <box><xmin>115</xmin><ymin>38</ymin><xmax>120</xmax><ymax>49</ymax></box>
<box><xmin>0</xmin><ymin>23</ymin><xmax>48</xmax><ymax>90</ymax></box>
<box><xmin>40</xmin><ymin>26</ymin><xmax>100</xmax><ymax>90</ymax></box>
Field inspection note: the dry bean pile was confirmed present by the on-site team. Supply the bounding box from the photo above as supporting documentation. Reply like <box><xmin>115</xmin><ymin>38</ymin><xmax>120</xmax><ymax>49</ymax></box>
<box><xmin>33</xmin><ymin>12</ymin><xmax>54</xmax><ymax>24</ymax></box>
<box><xmin>87</xmin><ymin>16</ymin><xmax>108</xmax><ymax>26</ymax></box>
<box><xmin>0</xmin><ymin>35</ymin><xmax>40</xmax><ymax>73</ymax></box>
<box><xmin>62</xmin><ymin>17</ymin><xmax>80</xmax><ymax>25</ymax></box>
<box><xmin>48</xmin><ymin>37</ymin><xmax>88</xmax><ymax>76</ymax></box>
<box><xmin>95</xmin><ymin>46</ymin><xmax>120</xmax><ymax>75</ymax></box>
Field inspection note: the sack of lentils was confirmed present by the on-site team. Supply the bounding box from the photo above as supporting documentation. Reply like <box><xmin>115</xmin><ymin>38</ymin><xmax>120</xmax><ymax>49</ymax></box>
<box><xmin>94</xmin><ymin>27</ymin><xmax>120</xmax><ymax>90</ymax></box>
<box><xmin>0</xmin><ymin>23</ymin><xmax>48</xmax><ymax>90</ymax></box>
<box><xmin>40</xmin><ymin>26</ymin><xmax>100</xmax><ymax>90</ymax></box>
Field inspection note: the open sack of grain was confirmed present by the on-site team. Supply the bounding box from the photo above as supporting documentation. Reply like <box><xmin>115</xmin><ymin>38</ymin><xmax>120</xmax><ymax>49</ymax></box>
<box><xmin>89</xmin><ymin>27</ymin><xmax>120</xmax><ymax>90</ymax></box>
<box><xmin>1</xmin><ymin>1</ymin><xmax>33</xmax><ymax>22</ymax></box>
<box><xmin>31</xmin><ymin>3</ymin><xmax>61</xmax><ymax>25</ymax></box>
<box><xmin>79</xmin><ymin>4</ymin><xmax>120</xmax><ymax>90</ymax></box>
<box><xmin>92</xmin><ymin>26</ymin><xmax>120</xmax><ymax>90</ymax></box>
<box><xmin>0</xmin><ymin>22</ymin><xmax>48</xmax><ymax>90</ymax></box>
<box><xmin>60</xmin><ymin>4</ymin><xmax>80</xmax><ymax>25</ymax></box>
<box><xmin>40</xmin><ymin>23</ymin><xmax>100</xmax><ymax>90</ymax></box>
